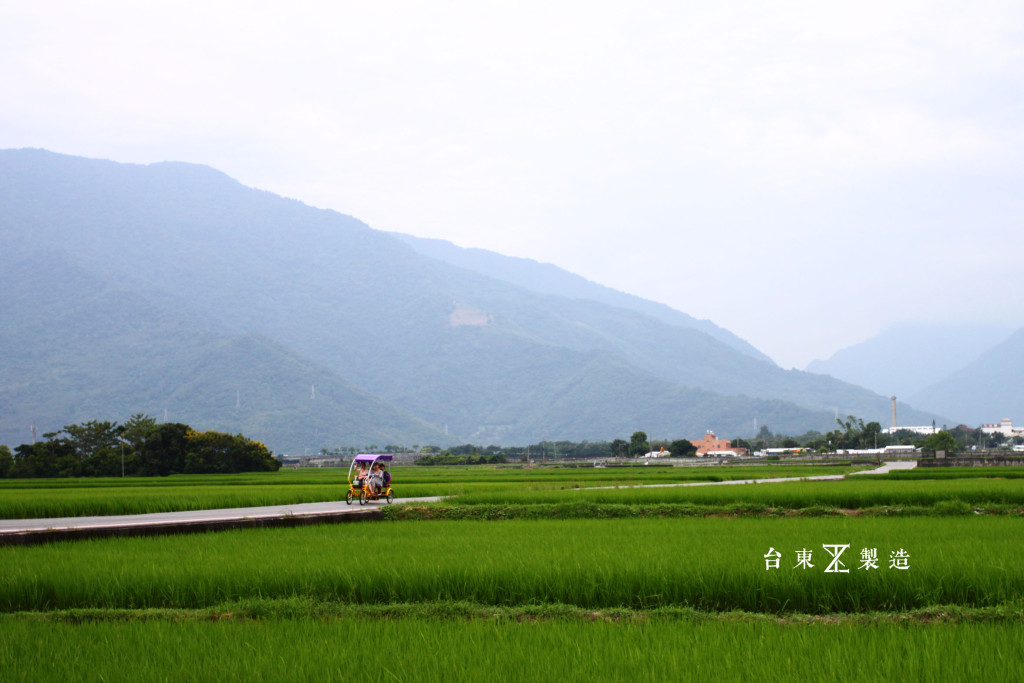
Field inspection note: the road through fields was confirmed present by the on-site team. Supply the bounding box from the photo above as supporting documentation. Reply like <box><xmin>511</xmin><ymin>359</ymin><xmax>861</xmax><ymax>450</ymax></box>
<box><xmin>0</xmin><ymin>497</ymin><xmax>441</xmax><ymax>543</ymax></box>
<box><xmin>586</xmin><ymin>460</ymin><xmax>915</xmax><ymax>489</ymax></box>
<box><xmin>0</xmin><ymin>462</ymin><xmax>914</xmax><ymax>542</ymax></box>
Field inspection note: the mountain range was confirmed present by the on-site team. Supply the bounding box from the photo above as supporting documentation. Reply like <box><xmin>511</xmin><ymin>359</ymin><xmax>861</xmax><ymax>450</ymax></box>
<box><xmin>1</xmin><ymin>149</ymin><xmax>947</xmax><ymax>453</ymax></box>
<box><xmin>908</xmin><ymin>327</ymin><xmax>1024</xmax><ymax>425</ymax></box>
<box><xmin>807</xmin><ymin>323</ymin><xmax>1023</xmax><ymax>427</ymax></box>
<box><xmin>388</xmin><ymin>232</ymin><xmax>773</xmax><ymax>364</ymax></box>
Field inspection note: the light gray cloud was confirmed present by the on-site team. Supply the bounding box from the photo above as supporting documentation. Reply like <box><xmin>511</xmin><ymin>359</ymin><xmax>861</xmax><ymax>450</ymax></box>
<box><xmin>3</xmin><ymin>0</ymin><xmax>1023</xmax><ymax>368</ymax></box>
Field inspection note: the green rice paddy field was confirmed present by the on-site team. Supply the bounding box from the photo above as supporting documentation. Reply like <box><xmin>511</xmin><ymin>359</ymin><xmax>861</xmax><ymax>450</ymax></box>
<box><xmin>3</xmin><ymin>617</ymin><xmax>1020</xmax><ymax>683</ymax></box>
<box><xmin>2</xmin><ymin>463</ymin><xmax>1022</xmax><ymax>681</ymax></box>
<box><xmin>0</xmin><ymin>463</ymin><xmax>861</xmax><ymax>519</ymax></box>
<box><xmin>447</xmin><ymin>476</ymin><xmax>1024</xmax><ymax>508</ymax></box>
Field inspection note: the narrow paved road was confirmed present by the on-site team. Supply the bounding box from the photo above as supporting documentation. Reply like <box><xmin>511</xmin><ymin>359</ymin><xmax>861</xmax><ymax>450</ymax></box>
<box><xmin>0</xmin><ymin>462</ymin><xmax>913</xmax><ymax>543</ymax></box>
<box><xmin>587</xmin><ymin>460</ymin><xmax>914</xmax><ymax>490</ymax></box>
<box><xmin>0</xmin><ymin>496</ymin><xmax>441</xmax><ymax>543</ymax></box>
<box><xmin>849</xmin><ymin>460</ymin><xmax>918</xmax><ymax>475</ymax></box>
<box><xmin>591</xmin><ymin>473</ymin><xmax>845</xmax><ymax>489</ymax></box>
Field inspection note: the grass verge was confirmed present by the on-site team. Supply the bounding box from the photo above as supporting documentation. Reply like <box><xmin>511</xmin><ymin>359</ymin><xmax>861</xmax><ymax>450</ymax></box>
<box><xmin>382</xmin><ymin>501</ymin><xmax>1024</xmax><ymax>520</ymax></box>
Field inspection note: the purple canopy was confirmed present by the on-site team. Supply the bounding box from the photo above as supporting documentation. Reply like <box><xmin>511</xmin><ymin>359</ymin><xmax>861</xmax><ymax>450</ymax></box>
<box><xmin>352</xmin><ymin>454</ymin><xmax>393</xmax><ymax>463</ymax></box>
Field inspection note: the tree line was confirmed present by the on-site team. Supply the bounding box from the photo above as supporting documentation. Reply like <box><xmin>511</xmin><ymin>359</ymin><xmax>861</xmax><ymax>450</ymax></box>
<box><xmin>608</xmin><ymin>432</ymin><xmax>698</xmax><ymax>458</ymax></box>
<box><xmin>0</xmin><ymin>414</ymin><xmax>281</xmax><ymax>478</ymax></box>
<box><xmin>410</xmin><ymin>419</ymin><xmax>1018</xmax><ymax>464</ymax></box>
<box><xmin>415</xmin><ymin>453</ymin><xmax>507</xmax><ymax>466</ymax></box>
<box><xmin>739</xmin><ymin>416</ymin><xmax>1024</xmax><ymax>454</ymax></box>
<box><xmin>409</xmin><ymin>435</ymin><xmax>698</xmax><ymax>462</ymax></box>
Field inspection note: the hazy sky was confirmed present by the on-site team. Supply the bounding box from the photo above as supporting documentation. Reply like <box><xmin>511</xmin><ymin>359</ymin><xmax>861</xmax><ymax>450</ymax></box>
<box><xmin>4</xmin><ymin>1</ymin><xmax>1023</xmax><ymax>368</ymax></box>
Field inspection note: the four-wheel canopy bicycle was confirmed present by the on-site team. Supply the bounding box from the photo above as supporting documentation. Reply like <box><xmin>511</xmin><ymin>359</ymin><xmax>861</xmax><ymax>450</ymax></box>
<box><xmin>345</xmin><ymin>453</ymin><xmax>394</xmax><ymax>505</ymax></box>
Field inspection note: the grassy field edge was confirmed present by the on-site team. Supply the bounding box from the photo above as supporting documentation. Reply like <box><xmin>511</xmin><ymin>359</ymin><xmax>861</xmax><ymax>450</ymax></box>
<box><xmin>383</xmin><ymin>501</ymin><xmax>1024</xmax><ymax>520</ymax></box>
<box><xmin>5</xmin><ymin>598</ymin><xmax>1023</xmax><ymax>625</ymax></box>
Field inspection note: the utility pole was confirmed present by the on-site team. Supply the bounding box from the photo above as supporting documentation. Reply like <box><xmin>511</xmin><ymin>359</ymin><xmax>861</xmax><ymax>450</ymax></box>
<box><xmin>116</xmin><ymin>425</ymin><xmax>127</xmax><ymax>478</ymax></box>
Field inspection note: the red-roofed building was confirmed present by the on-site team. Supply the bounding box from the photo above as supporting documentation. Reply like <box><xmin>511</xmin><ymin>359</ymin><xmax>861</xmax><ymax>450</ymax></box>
<box><xmin>690</xmin><ymin>431</ymin><xmax>747</xmax><ymax>457</ymax></box>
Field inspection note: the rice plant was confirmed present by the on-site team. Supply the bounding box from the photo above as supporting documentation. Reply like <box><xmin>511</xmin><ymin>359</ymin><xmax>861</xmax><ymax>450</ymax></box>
<box><xmin>1</xmin><ymin>615</ymin><xmax>1021</xmax><ymax>682</ymax></box>
<box><xmin>0</xmin><ymin>463</ymin><xmax>865</xmax><ymax>519</ymax></box>
<box><xmin>2</xmin><ymin>517</ymin><xmax>1021</xmax><ymax>614</ymax></box>
<box><xmin>449</xmin><ymin>477</ymin><xmax>1024</xmax><ymax>508</ymax></box>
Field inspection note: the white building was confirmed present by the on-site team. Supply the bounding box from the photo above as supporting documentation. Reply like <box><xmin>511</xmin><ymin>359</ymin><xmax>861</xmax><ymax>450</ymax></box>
<box><xmin>980</xmin><ymin>418</ymin><xmax>1024</xmax><ymax>438</ymax></box>
<box><xmin>882</xmin><ymin>425</ymin><xmax>936</xmax><ymax>436</ymax></box>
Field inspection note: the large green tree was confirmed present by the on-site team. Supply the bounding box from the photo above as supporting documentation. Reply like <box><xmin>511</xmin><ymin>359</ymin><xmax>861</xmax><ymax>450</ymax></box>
<box><xmin>669</xmin><ymin>439</ymin><xmax>697</xmax><ymax>457</ymax></box>
<box><xmin>921</xmin><ymin>430</ymin><xmax>958</xmax><ymax>452</ymax></box>
<box><xmin>26</xmin><ymin>420</ymin><xmax>129</xmax><ymax>477</ymax></box>
<box><xmin>0</xmin><ymin>445</ymin><xmax>13</xmax><ymax>477</ymax></box>
<box><xmin>629</xmin><ymin>431</ymin><xmax>649</xmax><ymax>457</ymax></box>
<box><xmin>11</xmin><ymin>439</ymin><xmax>77</xmax><ymax>478</ymax></box>
<box><xmin>182</xmin><ymin>429</ymin><xmax>281</xmax><ymax>474</ymax></box>
<box><xmin>59</xmin><ymin>420</ymin><xmax>121</xmax><ymax>460</ymax></box>
<box><xmin>122</xmin><ymin>414</ymin><xmax>157</xmax><ymax>452</ymax></box>
<box><xmin>136</xmin><ymin>423</ymin><xmax>191</xmax><ymax>476</ymax></box>
<box><xmin>862</xmin><ymin>421</ymin><xmax>884</xmax><ymax>448</ymax></box>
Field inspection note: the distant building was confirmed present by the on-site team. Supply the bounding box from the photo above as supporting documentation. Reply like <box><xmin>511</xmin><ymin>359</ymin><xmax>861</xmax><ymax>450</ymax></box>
<box><xmin>690</xmin><ymin>431</ymin><xmax>747</xmax><ymax>457</ymax></box>
<box><xmin>882</xmin><ymin>425</ymin><xmax>936</xmax><ymax>436</ymax></box>
<box><xmin>980</xmin><ymin>418</ymin><xmax>1024</xmax><ymax>438</ymax></box>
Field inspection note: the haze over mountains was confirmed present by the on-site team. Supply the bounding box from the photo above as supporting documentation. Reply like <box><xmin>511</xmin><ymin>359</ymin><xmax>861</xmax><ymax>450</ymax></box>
<box><xmin>805</xmin><ymin>323</ymin><xmax>1014</xmax><ymax>398</ymax></box>
<box><xmin>908</xmin><ymin>327</ymin><xmax>1024</xmax><ymax>425</ymax></box>
<box><xmin>389</xmin><ymin>233</ymin><xmax>773</xmax><ymax>364</ymax></box>
<box><xmin>807</xmin><ymin>324</ymin><xmax>1024</xmax><ymax>427</ymax></box>
<box><xmin>1</xmin><ymin>149</ymin><xmax>948</xmax><ymax>453</ymax></box>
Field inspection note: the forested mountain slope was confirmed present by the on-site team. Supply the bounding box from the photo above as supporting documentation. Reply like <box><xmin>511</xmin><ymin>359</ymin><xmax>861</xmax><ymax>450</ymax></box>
<box><xmin>0</xmin><ymin>149</ymin><xmax>945</xmax><ymax>450</ymax></box>
<box><xmin>908</xmin><ymin>326</ymin><xmax>1024</xmax><ymax>426</ymax></box>
<box><xmin>806</xmin><ymin>323</ymin><xmax>1013</xmax><ymax>399</ymax></box>
<box><xmin>390</xmin><ymin>232</ymin><xmax>772</xmax><ymax>363</ymax></box>
<box><xmin>0</xmin><ymin>250</ymin><xmax>446</xmax><ymax>452</ymax></box>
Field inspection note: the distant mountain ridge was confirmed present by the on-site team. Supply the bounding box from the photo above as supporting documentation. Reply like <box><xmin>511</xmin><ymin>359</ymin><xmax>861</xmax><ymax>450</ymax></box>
<box><xmin>0</xmin><ymin>149</ymin><xmax>946</xmax><ymax>452</ymax></box>
<box><xmin>805</xmin><ymin>323</ymin><xmax>1014</xmax><ymax>398</ymax></box>
<box><xmin>805</xmin><ymin>323</ymin><xmax>1020</xmax><ymax>425</ymax></box>
<box><xmin>0</xmin><ymin>249</ymin><xmax>446</xmax><ymax>451</ymax></box>
<box><xmin>907</xmin><ymin>327</ymin><xmax>1024</xmax><ymax>425</ymax></box>
<box><xmin>389</xmin><ymin>232</ymin><xmax>773</xmax><ymax>363</ymax></box>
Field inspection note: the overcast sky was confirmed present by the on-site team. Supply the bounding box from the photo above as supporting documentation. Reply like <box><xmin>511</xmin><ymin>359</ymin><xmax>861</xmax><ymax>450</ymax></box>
<box><xmin>3</xmin><ymin>1</ymin><xmax>1023</xmax><ymax>368</ymax></box>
